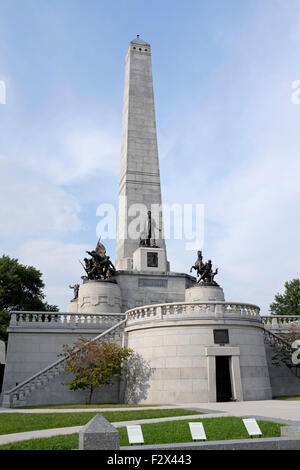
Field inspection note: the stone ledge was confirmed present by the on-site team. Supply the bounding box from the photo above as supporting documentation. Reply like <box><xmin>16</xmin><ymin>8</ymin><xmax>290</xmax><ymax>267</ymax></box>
<box><xmin>205</xmin><ymin>346</ymin><xmax>240</xmax><ymax>356</ymax></box>
<box><xmin>281</xmin><ymin>426</ymin><xmax>300</xmax><ymax>437</ymax></box>
<box><xmin>121</xmin><ymin>437</ymin><xmax>300</xmax><ymax>450</ymax></box>
<box><xmin>125</xmin><ymin>318</ymin><xmax>264</xmax><ymax>333</ymax></box>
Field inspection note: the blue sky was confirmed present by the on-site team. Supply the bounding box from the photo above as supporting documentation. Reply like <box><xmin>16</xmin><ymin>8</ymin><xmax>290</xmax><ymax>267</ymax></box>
<box><xmin>0</xmin><ymin>0</ymin><xmax>300</xmax><ymax>312</ymax></box>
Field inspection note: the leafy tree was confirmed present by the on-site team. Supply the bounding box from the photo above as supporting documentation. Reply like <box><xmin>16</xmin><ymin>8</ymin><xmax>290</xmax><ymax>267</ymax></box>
<box><xmin>270</xmin><ymin>279</ymin><xmax>300</xmax><ymax>316</ymax></box>
<box><xmin>0</xmin><ymin>255</ymin><xmax>58</xmax><ymax>347</ymax></box>
<box><xmin>0</xmin><ymin>311</ymin><xmax>10</xmax><ymax>347</ymax></box>
<box><xmin>61</xmin><ymin>338</ymin><xmax>133</xmax><ymax>404</ymax></box>
<box><xmin>270</xmin><ymin>323</ymin><xmax>300</xmax><ymax>377</ymax></box>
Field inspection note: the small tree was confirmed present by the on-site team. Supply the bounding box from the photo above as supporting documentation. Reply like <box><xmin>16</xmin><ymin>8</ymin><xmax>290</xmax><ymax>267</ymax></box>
<box><xmin>270</xmin><ymin>279</ymin><xmax>300</xmax><ymax>316</ymax></box>
<box><xmin>61</xmin><ymin>338</ymin><xmax>133</xmax><ymax>404</ymax></box>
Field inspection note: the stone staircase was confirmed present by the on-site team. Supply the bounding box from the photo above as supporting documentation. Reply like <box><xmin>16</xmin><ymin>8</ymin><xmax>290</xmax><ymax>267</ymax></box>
<box><xmin>263</xmin><ymin>328</ymin><xmax>300</xmax><ymax>379</ymax></box>
<box><xmin>1</xmin><ymin>318</ymin><xmax>126</xmax><ymax>408</ymax></box>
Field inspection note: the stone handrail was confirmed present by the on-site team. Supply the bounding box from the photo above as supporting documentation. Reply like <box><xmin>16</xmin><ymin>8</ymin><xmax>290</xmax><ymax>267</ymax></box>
<box><xmin>261</xmin><ymin>315</ymin><xmax>300</xmax><ymax>330</ymax></box>
<box><xmin>8</xmin><ymin>311</ymin><xmax>125</xmax><ymax>329</ymax></box>
<box><xmin>2</xmin><ymin>318</ymin><xmax>127</xmax><ymax>408</ymax></box>
<box><xmin>263</xmin><ymin>328</ymin><xmax>300</xmax><ymax>378</ymax></box>
<box><xmin>126</xmin><ymin>301</ymin><xmax>261</xmax><ymax>323</ymax></box>
<box><xmin>263</xmin><ymin>328</ymin><xmax>293</xmax><ymax>349</ymax></box>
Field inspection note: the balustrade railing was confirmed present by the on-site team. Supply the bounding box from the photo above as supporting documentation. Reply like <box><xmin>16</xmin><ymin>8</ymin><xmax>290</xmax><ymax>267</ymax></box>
<box><xmin>9</xmin><ymin>311</ymin><xmax>125</xmax><ymax>329</ymax></box>
<box><xmin>261</xmin><ymin>315</ymin><xmax>300</xmax><ymax>331</ymax></box>
<box><xmin>126</xmin><ymin>301</ymin><xmax>261</xmax><ymax>323</ymax></box>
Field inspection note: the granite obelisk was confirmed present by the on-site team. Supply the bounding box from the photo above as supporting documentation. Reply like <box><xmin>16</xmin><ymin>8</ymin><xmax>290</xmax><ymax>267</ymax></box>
<box><xmin>115</xmin><ymin>36</ymin><xmax>167</xmax><ymax>271</ymax></box>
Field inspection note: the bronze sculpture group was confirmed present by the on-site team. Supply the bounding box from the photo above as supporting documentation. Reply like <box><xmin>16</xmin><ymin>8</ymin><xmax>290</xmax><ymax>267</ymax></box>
<box><xmin>190</xmin><ymin>250</ymin><xmax>219</xmax><ymax>285</ymax></box>
<box><xmin>70</xmin><ymin>232</ymin><xmax>218</xmax><ymax>302</ymax></box>
<box><xmin>80</xmin><ymin>239</ymin><xmax>116</xmax><ymax>281</ymax></box>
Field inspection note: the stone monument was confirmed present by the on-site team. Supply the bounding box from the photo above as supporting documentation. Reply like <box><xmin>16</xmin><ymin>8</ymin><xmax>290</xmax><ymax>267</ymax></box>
<box><xmin>115</xmin><ymin>36</ymin><xmax>167</xmax><ymax>271</ymax></box>
<box><xmin>67</xmin><ymin>239</ymin><xmax>121</xmax><ymax>315</ymax></box>
<box><xmin>2</xmin><ymin>36</ymin><xmax>299</xmax><ymax>408</ymax></box>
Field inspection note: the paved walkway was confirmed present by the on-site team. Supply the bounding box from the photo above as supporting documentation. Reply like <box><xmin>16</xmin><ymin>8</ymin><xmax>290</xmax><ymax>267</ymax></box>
<box><xmin>0</xmin><ymin>405</ymin><xmax>184</xmax><ymax>414</ymax></box>
<box><xmin>178</xmin><ymin>400</ymin><xmax>300</xmax><ymax>422</ymax></box>
<box><xmin>0</xmin><ymin>400</ymin><xmax>300</xmax><ymax>446</ymax></box>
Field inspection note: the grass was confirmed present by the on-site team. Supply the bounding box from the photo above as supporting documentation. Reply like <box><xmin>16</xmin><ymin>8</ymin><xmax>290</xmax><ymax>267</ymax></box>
<box><xmin>118</xmin><ymin>417</ymin><xmax>282</xmax><ymax>445</ymax></box>
<box><xmin>273</xmin><ymin>396</ymin><xmax>300</xmax><ymax>401</ymax></box>
<box><xmin>19</xmin><ymin>403</ymin><xmax>159</xmax><ymax>409</ymax></box>
<box><xmin>0</xmin><ymin>434</ymin><xmax>79</xmax><ymax>451</ymax></box>
<box><xmin>0</xmin><ymin>417</ymin><xmax>283</xmax><ymax>450</ymax></box>
<box><xmin>0</xmin><ymin>409</ymin><xmax>203</xmax><ymax>435</ymax></box>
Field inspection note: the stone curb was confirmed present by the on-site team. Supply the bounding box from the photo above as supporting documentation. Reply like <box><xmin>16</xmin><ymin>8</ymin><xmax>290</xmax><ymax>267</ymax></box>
<box><xmin>0</xmin><ymin>405</ymin><xmax>190</xmax><ymax>414</ymax></box>
<box><xmin>121</xmin><ymin>437</ymin><xmax>300</xmax><ymax>451</ymax></box>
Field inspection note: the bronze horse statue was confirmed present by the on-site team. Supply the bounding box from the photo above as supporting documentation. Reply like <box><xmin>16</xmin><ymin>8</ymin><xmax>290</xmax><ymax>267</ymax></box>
<box><xmin>190</xmin><ymin>251</ymin><xmax>218</xmax><ymax>284</ymax></box>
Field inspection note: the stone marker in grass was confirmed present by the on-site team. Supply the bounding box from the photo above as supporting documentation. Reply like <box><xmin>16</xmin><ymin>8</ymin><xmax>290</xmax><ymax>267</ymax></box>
<box><xmin>79</xmin><ymin>414</ymin><xmax>120</xmax><ymax>450</ymax></box>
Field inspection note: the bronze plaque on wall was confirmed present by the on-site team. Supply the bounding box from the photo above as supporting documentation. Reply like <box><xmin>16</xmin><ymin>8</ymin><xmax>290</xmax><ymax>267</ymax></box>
<box><xmin>147</xmin><ymin>252</ymin><xmax>158</xmax><ymax>267</ymax></box>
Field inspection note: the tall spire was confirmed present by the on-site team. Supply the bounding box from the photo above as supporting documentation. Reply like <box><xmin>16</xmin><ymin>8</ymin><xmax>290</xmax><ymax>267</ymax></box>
<box><xmin>115</xmin><ymin>37</ymin><xmax>167</xmax><ymax>270</ymax></box>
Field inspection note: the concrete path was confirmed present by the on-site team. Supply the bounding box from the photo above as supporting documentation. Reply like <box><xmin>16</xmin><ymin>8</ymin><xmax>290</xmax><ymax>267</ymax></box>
<box><xmin>0</xmin><ymin>405</ymin><xmax>184</xmax><ymax>413</ymax></box>
<box><xmin>0</xmin><ymin>413</ymin><xmax>227</xmax><ymax>445</ymax></box>
<box><xmin>1</xmin><ymin>400</ymin><xmax>299</xmax><ymax>421</ymax></box>
<box><xmin>178</xmin><ymin>400</ymin><xmax>300</xmax><ymax>422</ymax></box>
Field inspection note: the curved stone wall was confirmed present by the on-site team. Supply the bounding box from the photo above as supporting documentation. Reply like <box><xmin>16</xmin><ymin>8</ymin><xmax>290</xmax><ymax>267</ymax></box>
<box><xmin>125</xmin><ymin>300</ymin><xmax>272</xmax><ymax>404</ymax></box>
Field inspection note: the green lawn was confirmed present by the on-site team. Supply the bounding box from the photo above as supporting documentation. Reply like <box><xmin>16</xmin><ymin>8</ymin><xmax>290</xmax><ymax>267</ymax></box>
<box><xmin>0</xmin><ymin>409</ymin><xmax>203</xmax><ymax>435</ymax></box>
<box><xmin>118</xmin><ymin>417</ymin><xmax>282</xmax><ymax>445</ymax></box>
<box><xmin>0</xmin><ymin>417</ymin><xmax>283</xmax><ymax>450</ymax></box>
<box><xmin>19</xmin><ymin>403</ymin><xmax>159</xmax><ymax>409</ymax></box>
<box><xmin>0</xmin><ymin>434</ymin><xmax>79</xmax><ymax>450</ymax></box>
<box><xmin>273</xmin><ymin>396</ymin><xmax>300</xmax><ymax>400</ymax></box>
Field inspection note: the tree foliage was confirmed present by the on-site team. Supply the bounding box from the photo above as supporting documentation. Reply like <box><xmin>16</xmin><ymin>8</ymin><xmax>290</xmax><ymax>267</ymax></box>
<box><xmin>270</xmin><ymin>323</ymin><xmax>300</xmax><ymax>376</ymax></box>
<box><xmin>270</xmin><ymin>279</ymin><xmax>300</xmax><ymax>316</ymax></box>
<box><xmin>0</xmin><ymin>255</ymin><xmax>58</xmax><ymax>346</ymax></box>
<box><xmin>61</xmin><ymin>338</ymin><xmax>133</xmax><ymax>404</ymax></box>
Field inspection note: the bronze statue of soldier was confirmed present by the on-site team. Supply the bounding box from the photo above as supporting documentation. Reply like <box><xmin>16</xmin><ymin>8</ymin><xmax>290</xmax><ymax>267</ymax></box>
<box><xmin>80</xmin><ymin>238</ymin><xmax>116</xmax><ymax>281</ymax></box>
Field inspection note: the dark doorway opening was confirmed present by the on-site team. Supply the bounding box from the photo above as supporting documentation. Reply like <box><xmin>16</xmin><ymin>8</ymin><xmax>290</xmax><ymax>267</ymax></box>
<box><xmin>0</xmin><ymin>364</ymin><xmax>5</xmax><ymax>393</ymax></box>
<box><xmin>216</xmin><ymin>356</ymin><xmax>232</xmax><ymax>402</ymax></box>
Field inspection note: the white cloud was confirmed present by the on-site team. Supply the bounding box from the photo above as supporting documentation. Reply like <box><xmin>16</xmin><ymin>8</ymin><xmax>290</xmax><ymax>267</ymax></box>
<box><xmin>160</xmin><ymin>38</ymin><xmax>300</xmax><ymax>315</ymax></box>
<box><xmin>17</xmin><ymin>239</ymin><xmax>93</xmax><ymax>311</ymax></box>
<box><xmin>26</xmin><ymin>127</ymin><xmax>120</xmax><ymax>185</ymax></box>
<box><xmin>0</xmin><ymin>155</ymin><xmax>82</xmax><ymax>237</ymax></box>
<box><xmin>207</xmin><ymin>147</ymin><xmax>300</xmax><ymax>310</ymax></box>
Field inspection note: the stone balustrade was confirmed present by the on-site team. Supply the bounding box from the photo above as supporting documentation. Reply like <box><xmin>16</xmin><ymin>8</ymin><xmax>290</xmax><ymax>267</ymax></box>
<box><xmin>9</xmin><ymin>311</ymin><xmax>125</xmax><ymax>329</ymax></box>
<box><xmin>126</xmin><ymin>301</ymin><xmax>261</xmax><ymax>324</ymax></box>
<box><xmin>261</xmin><ymin>315</ymin><xmax>300</xmax><ymax>331</ymax></box>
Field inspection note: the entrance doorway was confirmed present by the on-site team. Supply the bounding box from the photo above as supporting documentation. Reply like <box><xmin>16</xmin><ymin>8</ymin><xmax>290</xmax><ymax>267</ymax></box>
<box><xmin>216</xmin><ymin>356</ymin><xmax>232</xmax><ymax>402</ymax></box>
<box><xmin>0</xmin><ymin>364</ymin><xmax>5</xmax><ymax>393</ymax></box>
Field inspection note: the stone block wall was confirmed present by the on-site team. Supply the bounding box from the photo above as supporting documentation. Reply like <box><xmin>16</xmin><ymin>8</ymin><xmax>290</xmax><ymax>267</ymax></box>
<box><xmin>125</xmin><ymin>320</ymin><xmax>272</xmax><ymax>404</ymax></box>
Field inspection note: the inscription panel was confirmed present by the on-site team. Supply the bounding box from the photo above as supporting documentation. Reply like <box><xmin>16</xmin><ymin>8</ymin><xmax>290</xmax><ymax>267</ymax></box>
<box><xmin>138</xmin><ymin>278</ymin><xmax>168</xmax><ymax>288</ymax></box>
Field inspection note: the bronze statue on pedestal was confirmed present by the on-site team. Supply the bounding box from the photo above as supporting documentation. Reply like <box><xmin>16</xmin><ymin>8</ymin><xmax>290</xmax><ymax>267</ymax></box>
<box><xmin>80</xmin><ymin>238</ymin><xmax>116</xmax><ymax>281</ymax></box>
<box><xmin>190</xmin><ymin>251</ymin><xmax>219</xmax><ymax>285</ymax></box>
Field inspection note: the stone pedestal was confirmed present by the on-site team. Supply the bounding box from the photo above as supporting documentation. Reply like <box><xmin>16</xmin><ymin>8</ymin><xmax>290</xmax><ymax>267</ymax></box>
<box><xmin>185</xmin><ymin>283</ymin><xmax>225</xmax><ymax>302</ymax></box>
<box><xmin>77</xmin><ymin>280</ymin><xmax>122</xmax><ymax>314</ymax></box>
<box><xmin>79</xmin><ymin>414</ymin><xmax>120</xmax><ymax>450</ymax></box>
<box><xmin>133</xmin><ymin>246</ymin><xmax>167</xmax><ymax>273</ymax></box>
<box><xmin>66</xmin><ymin>299</ymin><xmax>78</xmax><ymax>313</ymax></box>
